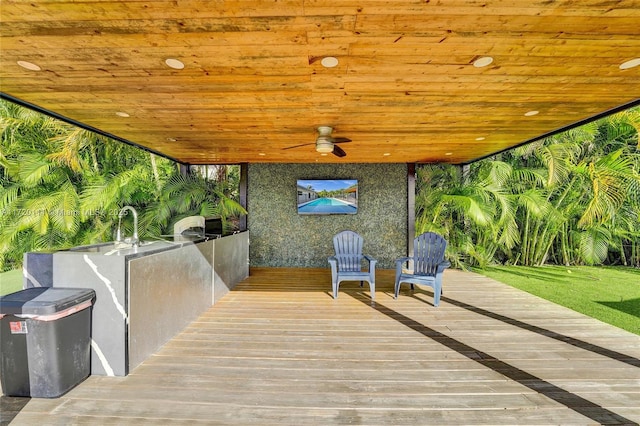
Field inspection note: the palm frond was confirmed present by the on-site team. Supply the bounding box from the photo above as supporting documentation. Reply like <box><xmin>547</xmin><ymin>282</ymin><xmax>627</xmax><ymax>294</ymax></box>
<box><xmin>80</xmin><ymin>169</ymin><xmax>141</xmax><ymax>217</ymax></box>
<box><xmin>0</xmin><ymin>184</ymin><xmax>19</xmax><ymax>211</ymax></box>
<box><xmin>578</xmin><ymin>149</ymin><xmax>637</xmax><ymax>228</ymax></box>
<box><xmin>539</xmin><ymin>143</ymin><xmax>575</xmax><ymax>187</ymax></box>
<box><xmin>578</xmin><ymin>226</ymin><xmax>611</xmax><ymax>265</ymax></box>
<box><xmin>17</xmin><ymin>153</ymin><xmax>53</xmax><ymax>188</ymax></box>
<box><xmin>441</xmin><ymin>193</ymin><xmax>492</xmax><ymax>226</ymax></box>
<box><xmin>482</xmin><ymin>160</ymin><xmax>512</xmax><ymax>188</ymax></box>
<box><xmin>50</xmin><ymin>181</ymin><xmax>81</xmax><ymax>233</ymax></box>
<box><xmin>510</xmin><ymin>167</ymin><xmax>547</xmax><ymax>189</ymax></box>
<box><xmin>517</xmin><ymin>189</ymin><xmax>551</xmax><ymax>218</ymax></box>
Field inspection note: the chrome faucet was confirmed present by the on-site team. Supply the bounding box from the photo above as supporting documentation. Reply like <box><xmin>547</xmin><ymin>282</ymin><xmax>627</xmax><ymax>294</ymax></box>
<box><xmin>116</xmin><ymin>206</ymin><xmax>139</xmax><ymax>247</ymax></box>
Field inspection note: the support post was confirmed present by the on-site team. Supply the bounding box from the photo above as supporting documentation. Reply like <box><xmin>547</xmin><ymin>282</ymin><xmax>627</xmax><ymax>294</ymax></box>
<box><xmin>238</xmin><ymin>163</ymin><xmax>248</xmax><ymax>231</ymax></box>
<box><xmin>179</xmin><ymin>163</ymin><xmax>190</xmax><ymax>177</ymax></box>
<box><xmin>461</xmin><ymin>164</ymin><xmax>470</xmax><ymax>184</ymax></box>
<box><xmin>407</xmin><ymin>163</ymin><xmax>416</xmax><ymax>256</ymax></box>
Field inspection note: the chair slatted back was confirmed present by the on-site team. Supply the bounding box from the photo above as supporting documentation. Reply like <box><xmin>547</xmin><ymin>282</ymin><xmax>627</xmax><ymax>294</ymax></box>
<box><xmin>333</xmin><ymin>230</ymin><xmax>364</xmax><ymax>272</ymax></box>
<box><xmin>413</xmin><ymin>232</ymin><xmax>447</xmax><ymax>276</ymax></box>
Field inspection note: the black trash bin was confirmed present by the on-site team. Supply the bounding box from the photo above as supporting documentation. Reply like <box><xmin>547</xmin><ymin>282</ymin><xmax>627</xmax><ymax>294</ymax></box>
<box><xmin>0</xmin><ymin>287</ymin><xmax>95</xmax><ymax>398</ymax></box>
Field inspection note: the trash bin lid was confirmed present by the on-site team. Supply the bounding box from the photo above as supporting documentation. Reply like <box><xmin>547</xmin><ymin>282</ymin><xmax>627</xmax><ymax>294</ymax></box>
<box><xmin>0</xmin><ymin>287</ymin><xmax>95</xmax><ymax>316</ymax></box>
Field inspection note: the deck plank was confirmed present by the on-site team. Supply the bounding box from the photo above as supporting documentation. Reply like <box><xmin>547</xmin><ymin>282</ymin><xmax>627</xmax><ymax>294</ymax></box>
<box><xmin>5</xmin><ymin>268</ymin><xmax>640</xmax><ymax>425</ymax></box>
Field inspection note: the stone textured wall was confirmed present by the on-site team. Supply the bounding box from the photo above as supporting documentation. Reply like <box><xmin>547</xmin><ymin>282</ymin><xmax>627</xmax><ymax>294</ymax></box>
<box><xmin>247</xmin><ymin>163</ymin><xmax>407</xmax><ymax>269</ymax></box>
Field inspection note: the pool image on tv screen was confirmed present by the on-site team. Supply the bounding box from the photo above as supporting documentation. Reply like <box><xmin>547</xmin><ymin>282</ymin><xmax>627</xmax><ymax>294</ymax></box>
<box><xmin>297</xmin><ymin>179</ymin><xmax>358</xmax><ymax>215</ymax></box>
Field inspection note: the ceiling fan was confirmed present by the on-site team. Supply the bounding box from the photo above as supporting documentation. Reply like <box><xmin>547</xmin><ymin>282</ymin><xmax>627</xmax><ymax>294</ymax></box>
<box><xmin>282</xmin><ymin>126</ymin><xmax>352</xmax><ymax>157</ymax></box>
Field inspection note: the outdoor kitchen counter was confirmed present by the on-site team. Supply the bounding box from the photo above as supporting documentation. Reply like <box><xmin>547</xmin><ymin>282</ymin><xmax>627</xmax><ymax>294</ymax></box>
<box><xmin>23</xmin><ymin>231</ymin><xmax>249</xmax><ymax>376</ymax></box>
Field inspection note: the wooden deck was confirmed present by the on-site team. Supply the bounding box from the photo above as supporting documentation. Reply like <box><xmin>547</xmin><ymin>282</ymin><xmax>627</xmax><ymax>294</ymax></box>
<box><xmin>3</xmin><ymin>268</ymin><xmax>640</xmax><ymax>425</ymax></box>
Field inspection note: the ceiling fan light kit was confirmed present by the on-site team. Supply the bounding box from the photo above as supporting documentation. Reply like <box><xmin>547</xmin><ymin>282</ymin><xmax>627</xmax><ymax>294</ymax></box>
<box><xmin>316</xmin><ymin>139</ymin><xmax>334</xmax><ymax>153</ymax></box>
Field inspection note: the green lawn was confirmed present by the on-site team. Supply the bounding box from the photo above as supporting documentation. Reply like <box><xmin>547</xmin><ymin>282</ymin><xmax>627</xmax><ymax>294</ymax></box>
<box><xmin>0</xmin><ymin>269</ymin><xmax>24</xmax><ymax>296</ymax></box>
<box><xmin>476</xmin><ymin>265</ymin><xmax>640</xmax><ymax>335</ymax></box>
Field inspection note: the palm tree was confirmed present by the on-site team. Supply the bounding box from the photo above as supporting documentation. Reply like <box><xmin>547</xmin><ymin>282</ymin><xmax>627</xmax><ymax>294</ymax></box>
<box><xmin>146</xmin><ymin>171</ymin><xmax>246</xmax><ymax>236</ymax></box>
<box><xmin>1</xmin><ymin>99</ymin><xmax>246</xmax><ymax>271</ymax></box>
<box><xmin>1</xmin><ymin>102</ymin><xmax>83</xmax><ymax>269</ymax></box>
<box><xmin>415</xmin><ymin>162</ymin><xmax>517</xmax><ymax>268</ymax></box>
<box><xmin>415</xmin><ymin>106</ymin><xmax>639</xmax><ymax>268</ymax></box>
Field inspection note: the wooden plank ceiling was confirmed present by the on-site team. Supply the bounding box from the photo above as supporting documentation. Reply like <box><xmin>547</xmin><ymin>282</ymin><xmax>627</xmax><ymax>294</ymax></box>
<box><xmin>1</xmin><ymin>0</ymin><xmax>639</xmax><ymax>165</ymax></box>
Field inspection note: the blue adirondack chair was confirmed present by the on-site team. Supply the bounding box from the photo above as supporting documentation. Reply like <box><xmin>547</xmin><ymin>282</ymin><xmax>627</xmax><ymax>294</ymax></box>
<box><xmin>328</xmin><ymin>230</ymin><xmax>376</xmax><ymax>300</ymax></box>
<box><xmin>394</xmin><ymin>232</ymin><xmax>450</xmax><ymax>307</ymax></box>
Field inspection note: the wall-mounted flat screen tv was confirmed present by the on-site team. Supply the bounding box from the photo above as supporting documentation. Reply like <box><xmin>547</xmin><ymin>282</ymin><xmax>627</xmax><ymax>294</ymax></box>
<box><xmin>297</xmin><ymin>179</ymin><xmax>358</xmax><ymax>215</ymax></box>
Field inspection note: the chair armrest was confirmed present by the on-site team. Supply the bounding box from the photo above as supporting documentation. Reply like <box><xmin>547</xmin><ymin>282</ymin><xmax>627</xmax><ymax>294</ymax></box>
<box><xmin>436</xmin><ymin>260</ymin><xmax>451</xmax><ymax>273</ymax></box>
<box><xmin>363</xmin><ymin>255</ymin><xmax>377</xmax><ymax>272</ymax></box>
<box><xmin>328</xmin><ymin>256</ymin><xmax>339</xmax><ymax>279</ymax></box>
<box><xmin>395</xmin><ymin>257</ymin><xmax>412</xmax><ymax>267</ymax></box>
<box><xmin>395</xmin><ymin>256</ymin><xmax>412</xmax><ymax>275</ymax></box>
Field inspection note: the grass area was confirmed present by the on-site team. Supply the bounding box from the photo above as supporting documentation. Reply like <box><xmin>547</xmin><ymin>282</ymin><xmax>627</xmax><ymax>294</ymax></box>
<box><xmin>476</xmin><ymin>265</ymin><xmax>640</xmax><ymax>335</ymax></box>
<box><xmin>0</xmin><ymin>269</ymin><xmax>23</xmax><ymax>297</ymax></box>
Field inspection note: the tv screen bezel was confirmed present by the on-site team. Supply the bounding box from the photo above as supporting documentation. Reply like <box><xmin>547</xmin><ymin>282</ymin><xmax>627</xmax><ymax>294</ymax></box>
<box><xmin>297</xmin><ymin>179</ymin><xmax>358</xmax><ymax>215</ymax></box>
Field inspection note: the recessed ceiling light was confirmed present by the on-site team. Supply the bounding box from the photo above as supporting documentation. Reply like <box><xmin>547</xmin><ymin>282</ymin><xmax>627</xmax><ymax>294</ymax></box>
<box><xmin>17</xmin><ymin>60</ymin><xmax>41</xmax><ymax>71</ymax></box>
<box><xmin>524</xmin><ymin>110</ymin><xmax>539</xmax><ymax>116</ymax></box>
<box><xmin>321</xmin><ymin>56</ymin><xmax>339</xmax><ymax>68</ymax></box>
<box><xmin>619</xmin><ymin>58</ymin><xmax>640</xmax><ymax>70</ymax></box>
<box><xmin>473</xmin><ymin>56</ymin><xmax>493</xmax><ymax>68</ymax></box>
<box><xmin>475</xmin><ymin>137</ymin><xmax>485</xmax><ymax>141</ymax></box>
<box><xmin>165</xmin><ymin>58</ymin><xmax>185</xmax><ymax>70</ymax></box>
<box><xmin>115</xmin><ymin>111</ymin><xmax>130</xmax><ymax>117</ymax></box>
<box><xmin>445</xmin><ymin>152</ymin><xmax>453</xmax><ymax>156</ymax></box>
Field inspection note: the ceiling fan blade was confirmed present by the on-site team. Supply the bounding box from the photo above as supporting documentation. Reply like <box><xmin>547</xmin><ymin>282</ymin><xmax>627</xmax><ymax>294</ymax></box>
<box><xmin>332</xmin><ymin>137</ymin><xmax>352</xmax><ymax>144</ymax></box>
<box><xmin>332</xmin><ymin>145</ymin><xmax>347</xmax><ymax>157</ymax></box>
<box><xmin>282</xmin><ymin>142</ymin><xmax>314</xmax><ymax>150</ymax></box>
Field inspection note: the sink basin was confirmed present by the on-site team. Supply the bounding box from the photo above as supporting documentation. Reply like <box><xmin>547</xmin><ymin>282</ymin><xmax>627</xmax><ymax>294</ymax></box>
<box><xmin>114</xmin><ymin>240</ymin><xmax>154</xmax><ymax>250</ymax></box>
<box><xmin>67</xmin><ymin>240</ymin><xmax>178</xmax><ymax>255</ymax></box>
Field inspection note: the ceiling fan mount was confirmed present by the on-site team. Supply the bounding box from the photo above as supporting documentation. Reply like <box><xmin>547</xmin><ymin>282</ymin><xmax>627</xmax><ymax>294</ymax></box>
<box><xmin>317</xmin><ymin>125</ymin><xmax>333</xmax><ymax>137</ymax></box>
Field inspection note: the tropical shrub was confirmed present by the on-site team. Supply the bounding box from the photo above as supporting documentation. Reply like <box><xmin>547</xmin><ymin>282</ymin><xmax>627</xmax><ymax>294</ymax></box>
<box><xmin>417</xmin><ymin>107</ymin><xmax>640</xmax><ymax>268</ymax></box>
<box><xmin>0</xmin><ymin>100</ymin><xmax>245</xmax><ymax>272</ymax></box>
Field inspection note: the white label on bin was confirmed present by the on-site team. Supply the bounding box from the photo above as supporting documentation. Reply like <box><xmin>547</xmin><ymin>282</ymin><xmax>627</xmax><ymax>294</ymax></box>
<box><xmin>9</xmin><ymin>321</ymin><xmax>28</xmax><ymax>334</ymax></box>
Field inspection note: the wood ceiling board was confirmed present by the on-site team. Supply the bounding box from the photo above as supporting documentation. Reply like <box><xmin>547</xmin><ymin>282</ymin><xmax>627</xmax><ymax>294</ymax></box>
<box><xmin>1</xmin><ymin>0</ymin><xmax>639</xmax><ymax>165</ymax></box>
